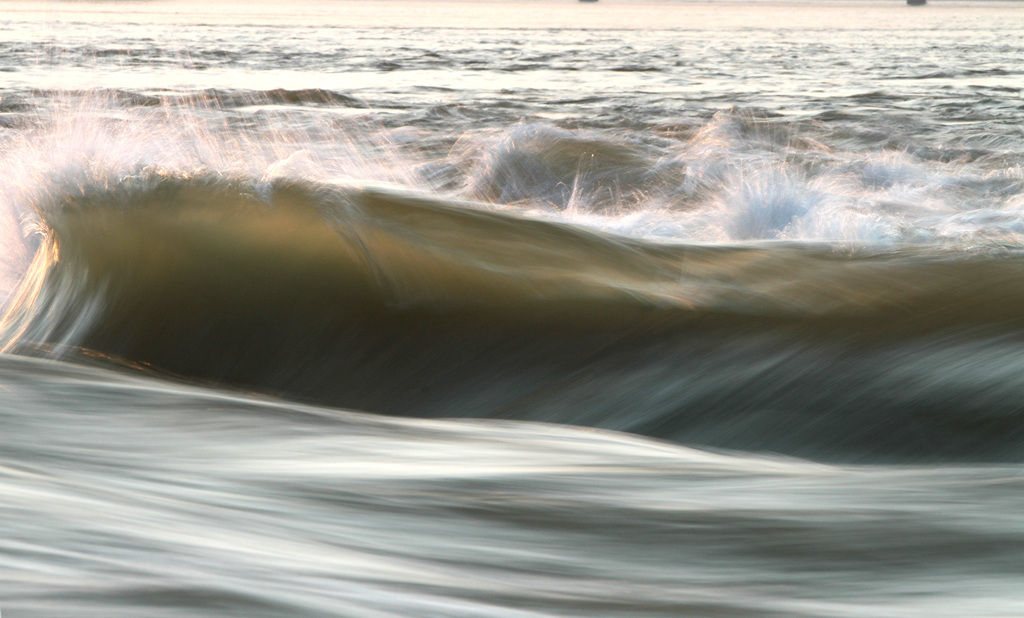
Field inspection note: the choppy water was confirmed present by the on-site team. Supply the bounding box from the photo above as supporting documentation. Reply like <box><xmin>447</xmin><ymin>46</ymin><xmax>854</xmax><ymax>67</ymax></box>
<box><xmin>2</xmin><ymin>1</ymin><xmax>1024</xmax><ymax>616</ymax></box>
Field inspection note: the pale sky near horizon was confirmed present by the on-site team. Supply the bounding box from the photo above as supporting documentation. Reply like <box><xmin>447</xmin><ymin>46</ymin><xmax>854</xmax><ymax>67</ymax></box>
<box><xmin>3</xmin><ymin>0</ymin><xmax>1018</xmax><ymax>31</ymax></box>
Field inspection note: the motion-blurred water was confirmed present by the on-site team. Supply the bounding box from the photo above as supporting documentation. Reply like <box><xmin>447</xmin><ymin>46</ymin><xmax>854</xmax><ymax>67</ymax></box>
<box><xmin>1</xmin><ymin>1</ymin><xmax>1023</xmax><ymax>616</ymax></box>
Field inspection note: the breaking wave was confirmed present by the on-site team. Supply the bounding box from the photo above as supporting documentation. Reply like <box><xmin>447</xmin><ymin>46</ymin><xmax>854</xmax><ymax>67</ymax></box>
<box><xmin>3</xmin><ymin>167</ymin><xmax>1024</xmax><ymax>462</ymax></box>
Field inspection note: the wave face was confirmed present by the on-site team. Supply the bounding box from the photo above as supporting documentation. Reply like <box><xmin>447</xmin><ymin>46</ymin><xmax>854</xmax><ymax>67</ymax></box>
<box><xmin>3</xmin><ymin>165</ymin><xmax>1024</xmax><ymax>462</ymax></box>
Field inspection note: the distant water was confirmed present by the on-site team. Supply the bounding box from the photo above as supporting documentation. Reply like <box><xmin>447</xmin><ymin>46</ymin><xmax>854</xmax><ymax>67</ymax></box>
<box><xmin>2</xmin><ymin>1</ymin><xmax>1024</xmax><ymax>616</ymax></box>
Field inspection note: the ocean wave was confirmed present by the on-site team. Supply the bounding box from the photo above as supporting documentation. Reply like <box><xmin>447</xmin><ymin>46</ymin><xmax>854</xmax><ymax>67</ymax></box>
<box><xmin>0</xmin><ymin>96</ymin><xmax>1021</xmax><ymax>464</ymax></box>
<box><xmin>3</xmin><ymin>172</ymin><xmax>1024</xmax><ymax>462</ymax></box>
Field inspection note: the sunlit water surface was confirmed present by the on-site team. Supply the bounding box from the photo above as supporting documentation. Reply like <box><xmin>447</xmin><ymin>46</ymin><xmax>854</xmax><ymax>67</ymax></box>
<box><xmin>1</xmin><ymin>1</ymin><xmax>1024</xmax><ymax>616</ymax></box>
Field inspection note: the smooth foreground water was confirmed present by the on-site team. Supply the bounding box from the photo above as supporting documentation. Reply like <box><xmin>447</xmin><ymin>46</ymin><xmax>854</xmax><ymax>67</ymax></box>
<box><xmin>1</xmin><ymin>1</ymin><xmax>1024</xmax><ymax>616</ymax></box>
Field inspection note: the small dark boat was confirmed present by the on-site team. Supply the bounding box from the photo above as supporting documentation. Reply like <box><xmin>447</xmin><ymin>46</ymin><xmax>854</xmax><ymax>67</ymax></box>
<box><xmin>579</xmin><ymin>0</ymin><xmax>599</xmax><ymax>3</ymax></box>
<box><xmin>907</xmin><ymin>0</ymin><xmax>926</xmax><ymax>5</ymax></box>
